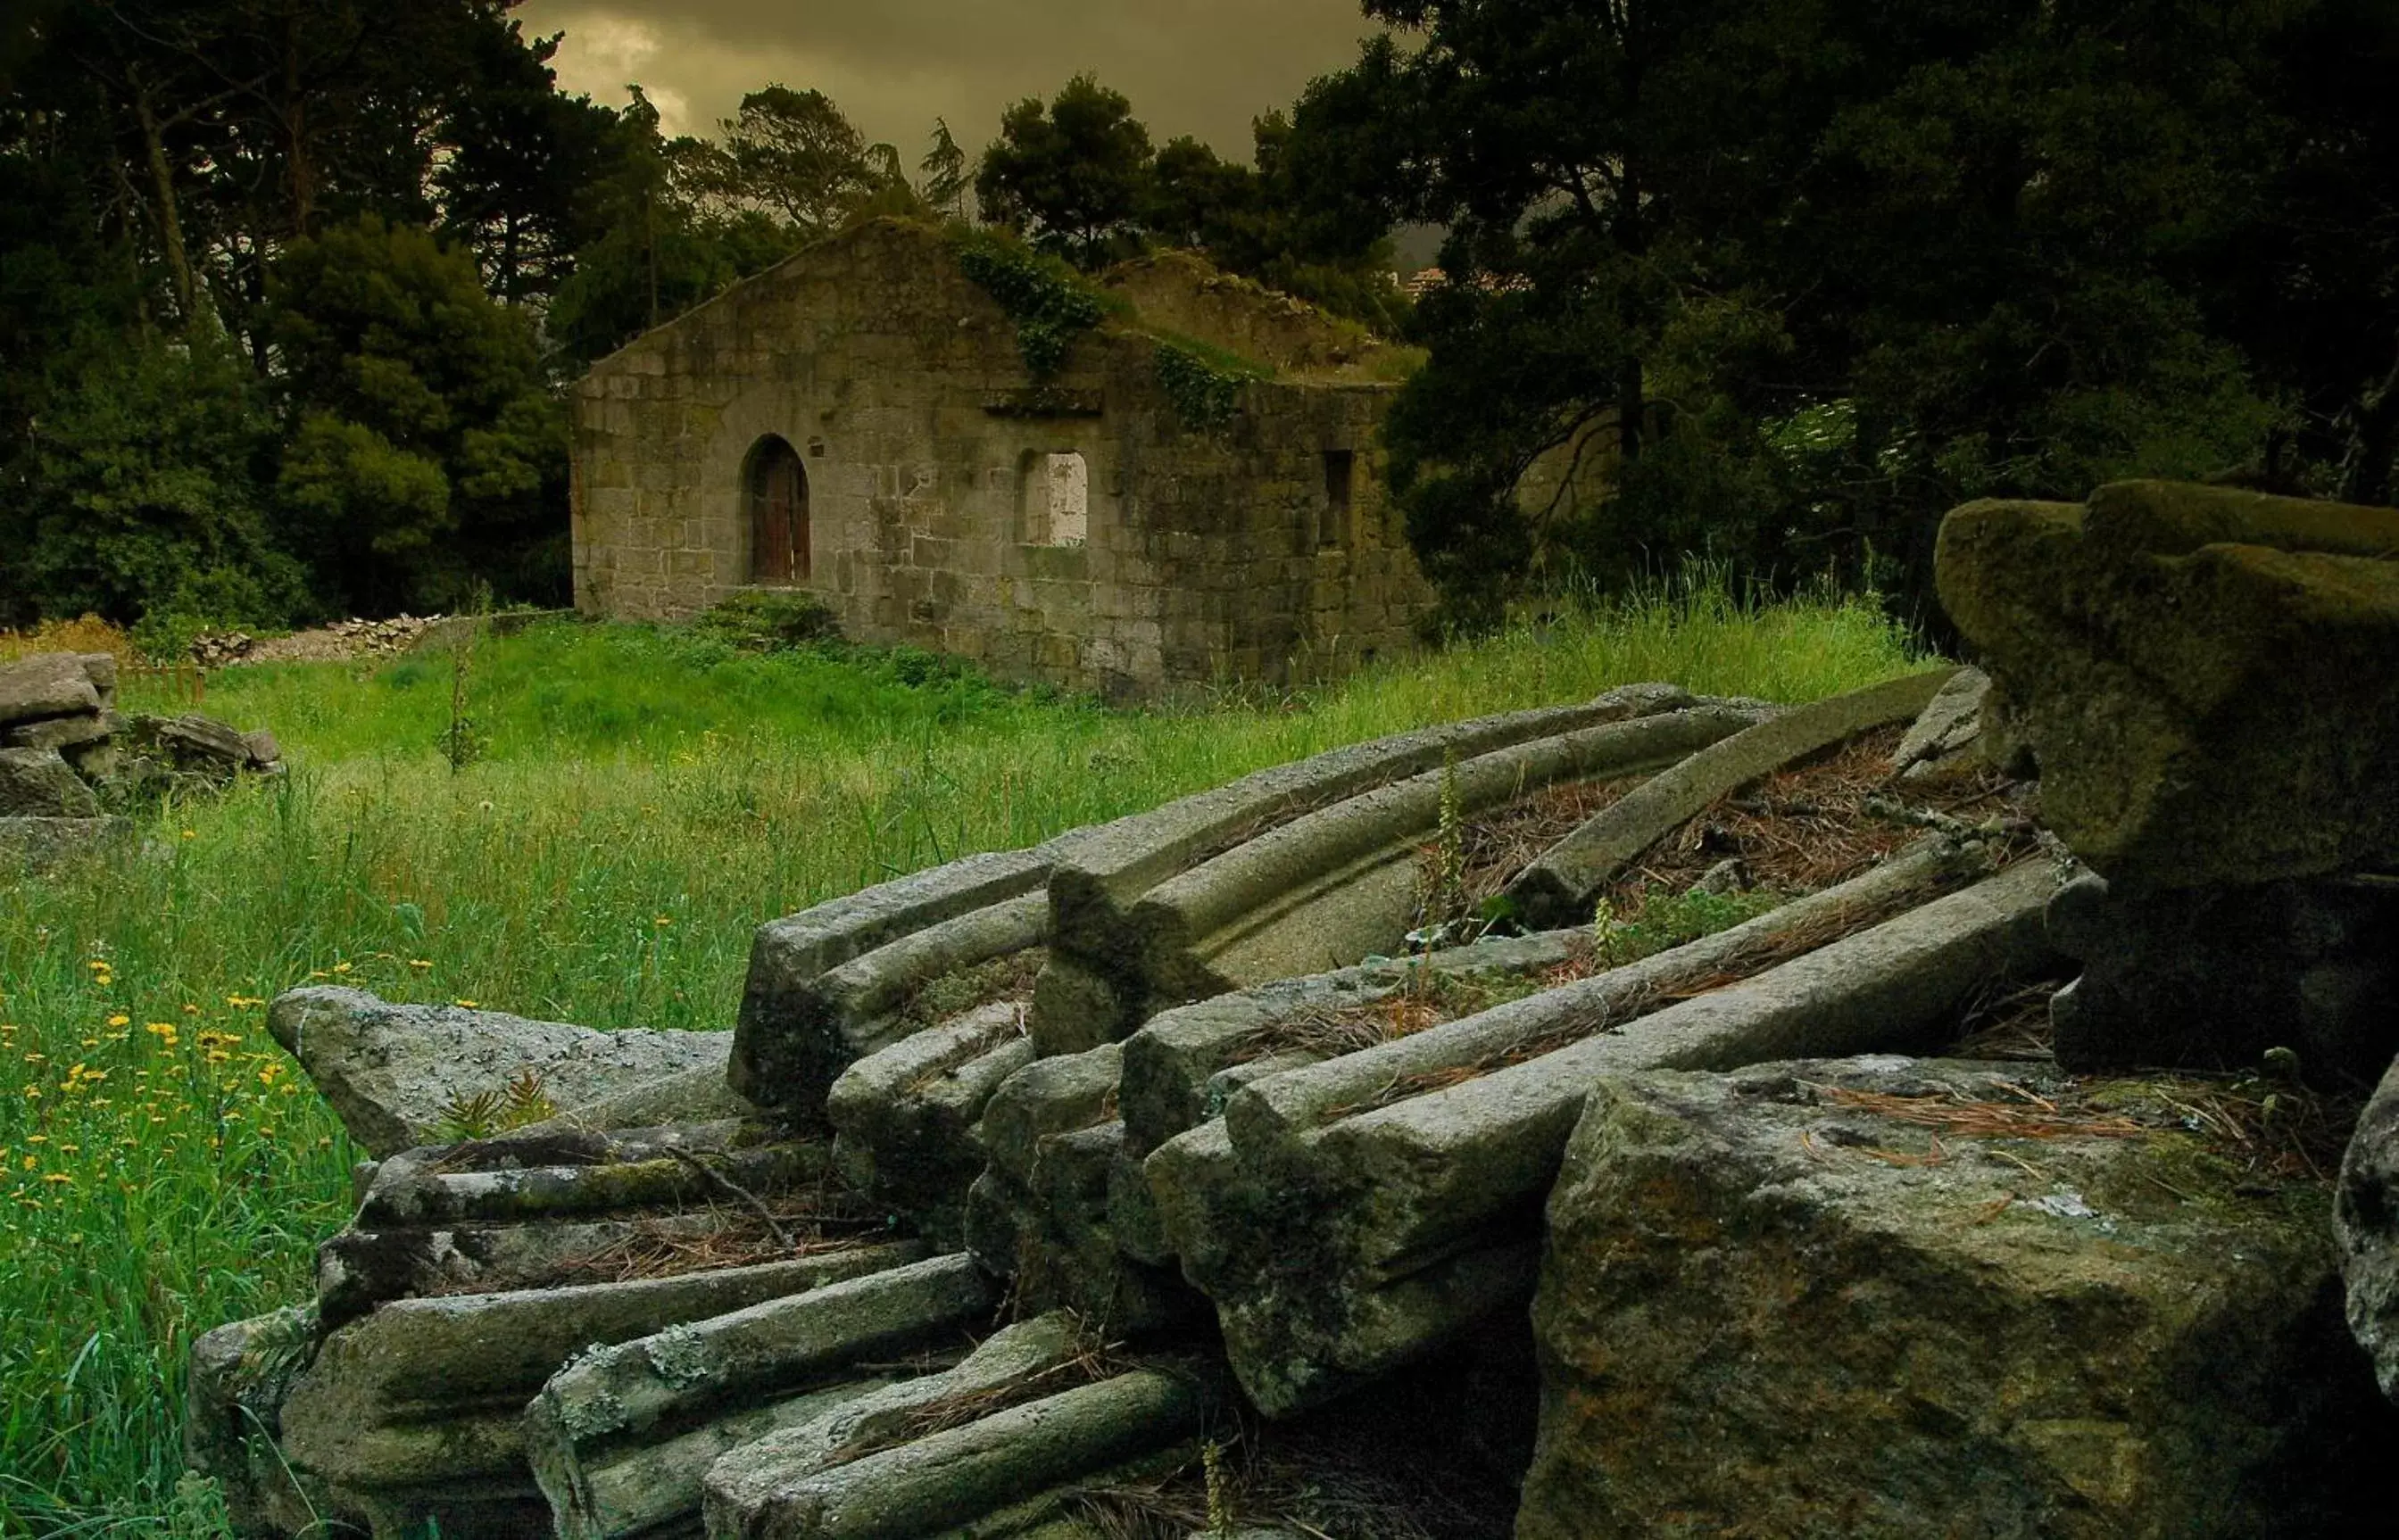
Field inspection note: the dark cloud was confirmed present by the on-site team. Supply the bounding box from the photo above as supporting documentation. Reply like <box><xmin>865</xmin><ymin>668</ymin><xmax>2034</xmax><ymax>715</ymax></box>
<box><xmin>514</xmin><ymin>0</ymin><xmax>1382</xmax><ymax>161</ymax></box>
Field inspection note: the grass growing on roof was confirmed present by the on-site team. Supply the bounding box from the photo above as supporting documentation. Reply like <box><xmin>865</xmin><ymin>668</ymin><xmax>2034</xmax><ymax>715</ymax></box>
<box><xmin>0</xmin><ymin>570</ymin><xmax>1921</xmax><ymax>1532</ymax></box>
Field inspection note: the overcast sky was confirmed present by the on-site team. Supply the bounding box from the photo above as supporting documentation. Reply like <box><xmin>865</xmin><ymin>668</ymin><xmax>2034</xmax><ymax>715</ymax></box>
<box><xmin>513</xmin><ymin>1</ymin><xmax>1386</xmax><ymax>164</ymax></box>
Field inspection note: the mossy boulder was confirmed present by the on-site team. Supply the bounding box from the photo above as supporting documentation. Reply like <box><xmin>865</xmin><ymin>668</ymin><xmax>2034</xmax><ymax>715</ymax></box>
<box><xmin>1523</xmin><ymin>1056</ymin><xmax>2392</xmax><ymax>1539</ymax></box>
<box><xmin>1935</xmin><ymin>480</ymin><xmax>2399</xmax><ymax>889</ymax></box>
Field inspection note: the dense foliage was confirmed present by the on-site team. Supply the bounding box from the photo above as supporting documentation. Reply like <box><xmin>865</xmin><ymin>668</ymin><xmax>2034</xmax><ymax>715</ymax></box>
<box><xmin>1288</xmin><ymin>0</ymin><xmax>2399</xmax><ymax>625</ymax></box>
<box><xmin>7</xmin><ymin>0</ymin><xmax>2393</xmax><ymax>641</ymax></box>
<box><xmin>974</xmin><ymin>80</ymin><xmax>1408</xmax><ymax>330</ymax></box>
<box><xmin>0</xmin><ymin>5</ymin><xmax>920</xmax><ymax>633</ymax></box>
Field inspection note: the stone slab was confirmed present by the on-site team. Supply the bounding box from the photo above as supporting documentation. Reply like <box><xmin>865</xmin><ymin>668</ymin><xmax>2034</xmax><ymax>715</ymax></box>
<box><xmin>267</xmin><ymin>986</ymin><xmax>733</xmax><ymax>1157</ymax></box>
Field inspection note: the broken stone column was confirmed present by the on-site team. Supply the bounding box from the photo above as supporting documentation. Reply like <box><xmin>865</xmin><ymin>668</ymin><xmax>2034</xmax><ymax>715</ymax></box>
<box><xmin>700</xmin><ymin>1311</ymin><xmax>1093</xmax><ymax>1528</ymax></box>
<box><xmin>1118</xmin><ymin>702</ymin><xmax>1768</xmax><ymax>1032</ymax></box>
<box><xmin>267</xmin><ymin>986</ymin><xmax>740</xmax><ymax>1156</ymax></box>
<box><xmin>1504</xmin><ymin>667</ymin><xmax>1958</xmax><ymax>929</ymax></box>
<box><xmin>1118</xmin><ymin>926</ymin><xmax>1595</xmax><ymax>1157</ymax></box>
<box><xmin>1522</xmin><ymin>1056</ymin><xmax>2395</xmax><ymax>1538</ymax></box>
<box><xmin>1155</xmin><ymin>857</ymin><xmax>2058</xmax><ymax>1415</ymax></box>
<box><xmin>1033</xmin><ymin>683</ymin><xmax>1709</xmax><ymax>1056</ymax></box>
<box><xmin>825</xmin><ymin>999</ymin><xmax>1035</xmax><ymax>1235</ymax></box>
<box><xmin>956</xmin><ymin>1041</ymin><xmax>1199</xmax><ymax>1329</ymax></box>
<box><xmin>278</xmin><ymin>1254</ymin><xmax>898</xmax><ymax>1537</ymax></box>
<box><xmin>734</xmin><ymin>693</ymin><xmax>1689</xmax><ymax>1117</ymax></box>
<box><xmin>523</xmin><ymin>1253</ymin><xmax>998</xmax><ymax>1540</ymax></box>
<box><xmin>734</xmin><ymin>849</ymin><xmax>1057</xmax><ymax>1114</ymax></box>
<box><xmin>313</xmin><ymin>1121</ymin><xmax>898</xmax><ymax>1329</ymax></box>
<box><xmin>1937</xmin><ymin>480</ymin><xmax>2399</xmax><ymax>1078</ymax></box>
<box><xmin>705</xmin><ymin>1361</ymin><xmax>1223</xmax><ymax>1540</ymax></box>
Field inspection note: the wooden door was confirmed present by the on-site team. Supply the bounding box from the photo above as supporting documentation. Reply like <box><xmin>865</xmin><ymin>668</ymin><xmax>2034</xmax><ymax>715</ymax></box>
<box><xmin>748</xmin><ymin>440</ymin><xmax>808</xmax><ymax>583</ymax></box>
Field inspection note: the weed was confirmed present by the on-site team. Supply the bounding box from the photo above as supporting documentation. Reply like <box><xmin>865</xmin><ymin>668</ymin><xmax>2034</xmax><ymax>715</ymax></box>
<box><xmin>1592</xmin><ymin>884</ymin><xmax>1786</xmax><ymax>968</ymax></box>
<box><xmin>435</xmin><ymin>628</ymin><xmax>486</xmax><ymax>774</ymax></box>
<box><xmin>430</xmin><ymin>1069</ymin><xmax>558</xmax><ymax>1142</ymax></box>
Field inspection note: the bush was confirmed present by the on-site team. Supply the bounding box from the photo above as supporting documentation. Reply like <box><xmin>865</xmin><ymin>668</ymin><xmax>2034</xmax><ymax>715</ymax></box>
<box><xmin>690</xmin><ymin>590</ymin><xmax>842</xmax><ymax>651</ymax></box>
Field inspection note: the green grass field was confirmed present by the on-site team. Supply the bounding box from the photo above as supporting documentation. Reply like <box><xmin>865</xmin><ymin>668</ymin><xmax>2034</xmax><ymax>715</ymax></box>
<box><xmin>0</xmin><ymin>579</ymin><xmax>1924</xmax><ymax>1534</ymax></box>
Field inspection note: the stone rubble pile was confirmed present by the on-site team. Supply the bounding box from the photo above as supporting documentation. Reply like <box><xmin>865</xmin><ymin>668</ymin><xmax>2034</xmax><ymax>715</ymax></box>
<box><xmin>188</xmin><ymin>487</ymin><xmax>2399</xmax><ymax>1540</ymax></box>
<box><xmin>2</xmin><ymin>650</ymin><xmax>279</xmax><ymax>870</ymax></box>
<box><xmin>0</xmin><ymin>642</ymin><xmax>265</xmax><ymax>863</ymax></box>
<box><xmin>190</xmin><ymin>615</ymin><xmax>447</xmax><ymax>667</ymax></box>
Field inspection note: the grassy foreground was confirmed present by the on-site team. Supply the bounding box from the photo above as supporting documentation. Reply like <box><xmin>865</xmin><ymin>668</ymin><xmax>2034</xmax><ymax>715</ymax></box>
<box><xmin>0</xmin><ymin>581</ymin><xmax>1922</xmax><ymax>1533</ymax></box>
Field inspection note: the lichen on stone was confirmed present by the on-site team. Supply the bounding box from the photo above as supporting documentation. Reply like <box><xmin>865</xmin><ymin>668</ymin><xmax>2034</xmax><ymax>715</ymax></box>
<box><xmin>644</xmin><ymin>1321</ymin><xmax>718</xmax><ymax>1390</ymax></box>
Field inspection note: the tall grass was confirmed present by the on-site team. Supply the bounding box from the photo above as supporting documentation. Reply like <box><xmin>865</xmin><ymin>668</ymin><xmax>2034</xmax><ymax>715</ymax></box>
<box><xmin>0</xmin><ymin>575</ymin><xmax>1924</xmax><ymax>1533</ymax></box>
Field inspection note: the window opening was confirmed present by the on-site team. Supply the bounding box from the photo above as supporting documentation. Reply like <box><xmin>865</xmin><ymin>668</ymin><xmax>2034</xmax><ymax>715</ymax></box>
<box><xmin>1320</xmin><ymin>450</ymin><xmax>1356</xmax><ymax>548</ymax></box>
<box><xmin>746</xmin><ymin>435</ymin><xmax>809</xmax><ymax>583</ymax></box>
<box><xmin>1032</xmin><ymin>451</ymin><xmax>1088</xmax><ymax>545</ymax></box>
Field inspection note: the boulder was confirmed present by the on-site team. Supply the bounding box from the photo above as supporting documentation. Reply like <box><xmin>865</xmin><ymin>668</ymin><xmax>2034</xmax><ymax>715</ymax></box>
<box><xmin>1936</xmin><ymin>480</ymin><xmax>2399</xmax><ymax>889</ymax></box>
<box><xmin>0</xmin><ymin>651</ymin><xmax>102</xmax><ymax>724</ymax></box>
<box><xmin>265</xmin><ymin>987</ymin><xmax>735</xmax><ymax>1157</ymax></box>
<box><xmin>1523</xmin><ymin>1055</ymin><xmax>2393</xmax><ymax>1540</ymax></box>
<box><xmin>130</xmin><ymin>711</ymin><xmax>260</xmax><ymax>778</ymax></box>
<box><xmin>2337</xmin><ymin>1052</ymin><xmax>2399</xmax><ymax>1403</ymax></box>
<box><xmin>0</xmin><ymin>745</ymin><xmax>102</xmax><ymax>816</ymax></box>
<box><xmin>278</xmin><ymin>1256</ymin><xmax>863</xmax><ymax>1536</ymax></box>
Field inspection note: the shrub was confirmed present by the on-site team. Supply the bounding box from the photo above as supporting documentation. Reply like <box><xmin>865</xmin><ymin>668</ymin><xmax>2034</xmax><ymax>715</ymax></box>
<box><xmin>692</xmin><ymin>590</ymin><xmax>842</xmax><ymax>651</ymax></box>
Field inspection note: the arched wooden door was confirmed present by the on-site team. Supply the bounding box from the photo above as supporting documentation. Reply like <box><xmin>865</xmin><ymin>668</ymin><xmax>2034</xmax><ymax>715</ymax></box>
<box><xmin>746</xmin><ymin>437</ymin><xmax>809</xmax><ymax>584</ymax></box>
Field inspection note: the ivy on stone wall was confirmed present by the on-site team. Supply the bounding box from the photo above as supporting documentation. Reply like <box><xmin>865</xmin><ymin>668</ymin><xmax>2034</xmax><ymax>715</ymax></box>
<box><xmin>1154</xmin><ymin>339</ymin><xmax>1267</xmax><ymax>431</ymax></box>
<box><xmin>950</xmin><ymin>228</ymin><xmax>1106</xmax><ymax>378</ymax></box>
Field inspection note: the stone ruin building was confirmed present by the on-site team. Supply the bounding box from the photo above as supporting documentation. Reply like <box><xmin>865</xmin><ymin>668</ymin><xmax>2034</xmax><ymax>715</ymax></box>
<box><xmin>191</xmin><ymin>479</ymin><xmax>2399</xmax><ymax>1538</ymax></box>
<box><xmin>569</xmin><ymin>220</ymin><xmax>1434</xmax><ymax>697</ymax></box>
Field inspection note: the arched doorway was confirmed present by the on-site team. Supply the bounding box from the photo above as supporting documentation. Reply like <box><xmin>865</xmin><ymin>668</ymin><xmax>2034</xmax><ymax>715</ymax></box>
<box><xmin>745</xmin><ymin>436</ymin><xmax>809</xmax><ymax>584</ymax></box>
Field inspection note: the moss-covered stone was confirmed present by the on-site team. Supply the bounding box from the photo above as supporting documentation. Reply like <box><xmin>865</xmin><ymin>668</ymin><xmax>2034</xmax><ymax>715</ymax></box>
<box><xmin>1935</xmin><ymin>481</ymin><xmax>2399</xmax><ymax>888</ymax></box>
<box><xmin>1523</xmin><ymin>1056</ymin><xmax>2394</xmax><ymax>1540</ymax></box>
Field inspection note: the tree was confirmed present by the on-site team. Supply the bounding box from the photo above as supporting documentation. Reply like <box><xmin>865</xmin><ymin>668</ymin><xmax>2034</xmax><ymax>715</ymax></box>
<box><xmin>976</xmin><ymin>75</ymin><xmax>1153</xmax><ymax>268</ymax></box>
<box><xmin>267</xmin><ymin>215</ymin><xmax>562</xmax><ymax>610</ymax></box>
<box><xmin>1291</xmin><ymin>0</ymin><xmax>2374</xmax><ymax>624</ymax></box>
<box><xmin>707</xmin><ymin>85</ymin><xmax>883</xmax><ymax>236</ymax></box>
<box><xmin>920</xmin><ymin>117</ymin><xmax>970</xmax><ymax>219</ymax></box>
<box><xmin>544</xmin><ymin>85</ymin><xmax>807</xmax><ymax>368</ymax></box>
<box><xmin>434</xmin><ymin>19</ymin><xmax>622</xmax><ymax>305</ymax></box>
<box><xmin>7</xmin><ymin>332</ymin><xmax>309</xmax><ymax>627</ymax></box>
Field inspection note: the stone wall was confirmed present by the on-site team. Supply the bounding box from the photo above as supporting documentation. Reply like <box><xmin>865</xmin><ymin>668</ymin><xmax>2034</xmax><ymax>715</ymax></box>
<box><xmin>570</xmin><ymin>220</ymin><xmax>1436</xmax><ymax>696</ymax></box>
